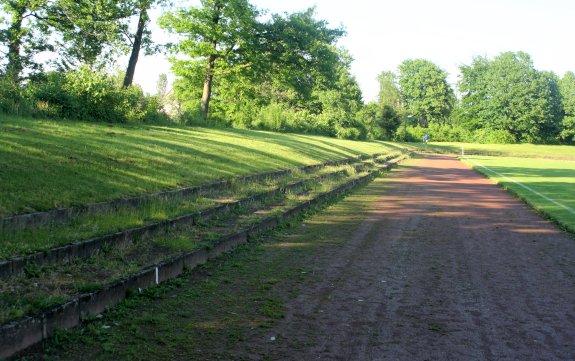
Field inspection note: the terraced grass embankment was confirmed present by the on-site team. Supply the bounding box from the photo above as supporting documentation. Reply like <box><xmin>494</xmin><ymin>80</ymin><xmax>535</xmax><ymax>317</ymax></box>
<box><xmin>0</xmin><ymin>153</ymin><xmax>401</xmax><ymax>279</ymax></box>
<box><xmin>0</xmin><ymin>152</ymin><xmax>409</xmax><ymax>358</ymax></box>
<box><xmin>0</xmin><ymin>116</ymin><xmax>402</xmax><ymax>217</ymax></box>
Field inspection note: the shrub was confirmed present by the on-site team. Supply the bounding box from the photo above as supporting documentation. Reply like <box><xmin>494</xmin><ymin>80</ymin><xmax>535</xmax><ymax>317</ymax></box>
<box><xmin>394</xmin><ymin>124</ymin><xmax>425</xmax><ymax>142</ymax></box>
<box><xmin>24</xmin><ymin>67</ymin><xmax>167</xmax><ymax>124</ymax></box>
<box><xmin>0</xmin><ymin>76</ymin><xmax>34</xmax><ymax>115</ymax></box>
<box><xmin>336</xmin><ymin>126</ymin><xmax>364</xmax><ymax>140</ymax></box>
<box><xmin>284</xmin><ymin>110</ymin><xmax>321</xmax><ymax>134</ymax></box>
<box><xmin>472</xmin><ymin>128</ymin><xmax>517</xmax><ymax>144</ymax></box>
<box><xmin>394</xmin><ymin>123</ymin><xmax>473</xmax><ymax>143</ymax></box>
<box><xmin>253</xmin><ymin>103</ymin><xmax>286</xmax><ymax>131</ymax></box>
<box><xmin>26</xmin><ymin>72</ymin><xmax>70</xmax><ymax>117</ymax></box>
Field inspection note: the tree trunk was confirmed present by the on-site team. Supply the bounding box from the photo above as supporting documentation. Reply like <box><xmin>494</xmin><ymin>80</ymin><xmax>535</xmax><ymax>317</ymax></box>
<box><xmin>123</xmin><ymin>5</ymin><xmax>148</xmax><ymax>88</ymax></box>
<box><xmin>201</xmin><ymin>52</ymin><xmax>216</xmax><ymax>119</ymax></box>
<box><xmin>6</xmin><ymin>6</ymin><xmax>26</xmax><ymax>82</ymax></box>
<box><xmin>200</xmin><ymin>2</ymin><xmax>222</xmax><ymax>120</ymax></box>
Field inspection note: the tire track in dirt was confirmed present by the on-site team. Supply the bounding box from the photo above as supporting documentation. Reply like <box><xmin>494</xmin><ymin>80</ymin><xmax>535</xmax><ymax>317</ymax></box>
<box><xmin>242</xmin><ymin>155</ymin><xmax>575</xmax><ymax>361</ymax></box>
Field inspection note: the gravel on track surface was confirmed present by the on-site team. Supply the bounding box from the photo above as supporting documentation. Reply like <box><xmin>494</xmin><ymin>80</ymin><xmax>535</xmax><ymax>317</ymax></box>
<box><xmin>240</xmin><ymin>154</ymin><xmax>575</xmax><ymax>361</ymax></box>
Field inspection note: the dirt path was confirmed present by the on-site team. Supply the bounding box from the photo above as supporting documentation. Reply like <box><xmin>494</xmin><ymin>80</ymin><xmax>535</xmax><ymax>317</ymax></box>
<box><xmin>240</xmin><ymin>155</ymin><xmax>575</xmax><ymax>360</ymax></box>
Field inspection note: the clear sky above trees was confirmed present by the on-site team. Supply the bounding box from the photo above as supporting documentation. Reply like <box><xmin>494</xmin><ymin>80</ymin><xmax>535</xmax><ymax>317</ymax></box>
<box><xmin>129</xmin><ymin>0</ymin><xmax>575</xmax><ymax>101</ymax></box>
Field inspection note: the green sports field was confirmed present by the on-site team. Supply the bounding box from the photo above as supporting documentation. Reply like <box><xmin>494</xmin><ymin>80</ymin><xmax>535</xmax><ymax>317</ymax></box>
<box><xmin>411</xmin><ymin>142</ymin><xmax>575</xmax><ymax>160</ymax></box>
<box><xmin>461</xmin><ymin>155</ymin><xmax>575</xmax><ymax>233</ymax></box>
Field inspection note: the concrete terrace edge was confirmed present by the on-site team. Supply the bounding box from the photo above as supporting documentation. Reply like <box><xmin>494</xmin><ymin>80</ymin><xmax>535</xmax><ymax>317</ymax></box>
<box><xmin>0</xmin><ymin>168</ymin><xmax>357</xmax><ymax>280</ymax></box>
<box><xmin>0</xmin><ymin>155</ymin><xmax>408</xmax><ymax>359</ymax></box>
<box><xmin>0</xmin><ymin>153</ymin><xmax>390</xmax><ymax>229</ymax></box>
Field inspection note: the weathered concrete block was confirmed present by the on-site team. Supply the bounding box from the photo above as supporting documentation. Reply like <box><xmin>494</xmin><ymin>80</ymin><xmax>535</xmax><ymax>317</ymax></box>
<box><xmin>170</xmin><ymin>214</ymin><xmax>195</xmax><ymax>229</ymax></box>
<box><xmin>78</xmin><ymin>236</ymin><xmax>103</xmax><ymax>258</ymax></box>
<box><xmin>125</xmin><ymin>267</ymin><xmax>156</xmax><ymax>291</ymax></box>
<box><xmin>79</xmin><ymin>279</ymin><xmax>127</xmax><ymax>318</ymax></box>
<box><xmin>0</xmin><ymin>316</ymin><xmax>43</xmax><ymax>359</ymax></box>
<box><xmin>208</xmin><ymin>231</ymin><xmax>248</xmax><ymax>259</ymax></box>
<box><xmin>42</xmin><ymin>300</ymin><xmax>80</xmax><ymax>338</ymax></box>
<box><xmin>0</xmin><ymin>260</ymin><xmax>11</xmax><ymax>280</ymax></box>
<box><xmin>280</xmin><ymin>202</ymin><xmax>310</xmax><ymax>222</ymax></box>
<box><xmin>182</xmin><ymin>249</ymin><xmax>208</xmax><ymax>270</ymax></box>
<box><xmin>158</xmin><ymin>257</ymin><xmax>184</xmax><ymax>283</ymax></box>
<box><xmin>10</xmin><ymin>256</ymin><xmax>25</xmax><ymax>278</ymax></box>
<box><xmin>247</xmin><ymin>217</ymin><xmax>278</xmax><ymax>240</ymax></box>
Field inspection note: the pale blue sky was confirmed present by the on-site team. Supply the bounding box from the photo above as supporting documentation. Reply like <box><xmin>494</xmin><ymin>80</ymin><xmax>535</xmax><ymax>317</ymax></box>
<box><xmin>134</xmin><ymin>0</ymin><xmax>574</xmax><ymax>102</ymax></box>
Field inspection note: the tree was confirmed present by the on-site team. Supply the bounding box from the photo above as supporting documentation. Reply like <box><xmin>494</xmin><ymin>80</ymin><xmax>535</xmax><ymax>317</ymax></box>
<box><xmin>122</xmin><ymin>1</ymin><xmax>150</xmax><ymax>86</ymax></box>
<box><xmin>259</xmin><ymin>8</ymin><xmax>344</xmax><ymax>110</ymax></box>
<box><xmin>161</xmin><ymin>4</ymin><xmax>346</xmax><ymax>125</ymax></box>
<box><xmin>0</xmin><ymin>0</ymin><xmax>136</xmax><ymax>78</ymax></box>
<box><xmin>0</xmin><ymin>0</ymin><xmax>51</xmax><ymax>81</ymax></box>
<box><xmin>377</xmin><ymin>71</ymin><xmax>401</xmax><ymax>109</ymax></box>
<box><xmin>48</xmin><ymin>0</ymin><xmax>133</xmax><ymax>69</ymax></box>
<box><xmin>122</xmin><ymin>0</ymin><xmax>167</xmax><ymax>87</ymax></box>
<box><xmin>398</xmin><ymin>59</ymin><xmax>454</xmax><ymax>127</ymax></box>
<box><xmin>314</xmin><ymin>49</ymin><xmax>365</xmax><ymax>139</ymax></box>
<box><xmin>159</xmin><ymin>0</ymin><xmax>259</xmax><ymax>119</ymax></box>
<box><xmin>459</xmin><ymin>52</ymin><xmax>562</xmax><ymax>143</ymax></box>
<box><xmin>358</xmin><ymin>102</ymin><xmax>400</xmax><ymax>140</ymax></box>
<box><xmin>560</xmin><ymin>71</ymin><xmax>575</xmax><ymax>143</ymax></box>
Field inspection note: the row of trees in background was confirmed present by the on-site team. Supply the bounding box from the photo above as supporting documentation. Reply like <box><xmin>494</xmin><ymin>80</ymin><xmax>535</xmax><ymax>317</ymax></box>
<box><xmin>1</xmin><ymin>0</ymin><xmax>574</xmax><ymax>144</ymax></box>
<box><xmin>377</xmin><ymin>52</ymin><xmax>575</xmax><ymax>144</ymax></box>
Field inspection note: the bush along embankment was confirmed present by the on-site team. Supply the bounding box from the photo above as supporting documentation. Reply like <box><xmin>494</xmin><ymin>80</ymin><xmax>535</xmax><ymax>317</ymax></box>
<box><xmin>0</xmin><ymin>151</ymin><xmax>409</xmax><ymax>358</ymax></box>
<box><xmin>0</xmin><ymin>68</ymin><xmax>169</xmax><ymax>125</ymax></box>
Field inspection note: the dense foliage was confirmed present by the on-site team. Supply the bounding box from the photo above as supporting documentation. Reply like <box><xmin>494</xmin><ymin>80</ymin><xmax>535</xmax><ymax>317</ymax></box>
<box><xmin>1</xmin><ymin>0</ymin><xmax>574</xmax><ymax>143</ymax></box>
<box><xmin>388</xmin><ymin>52</ymin><xmax>574</xmax><ymax>144</ymax></box>
<box><xmin>458</xmin><ymin>52</ymin><xmax>562</xmax><ymax>143</ymax></box>
<box><xmin>398</xmin><ymin>59</ymin><xmax>454</xmax><ymax>127</ymax></box>
<box><xmin>159</xmin><ymin>2</ymin><xmax>370</xmax><ymax>138</ymax></box>
<box><xmin>559</xmin><ymin>72</ymin><xmax>575</xmax><ymax>143</ymax></box>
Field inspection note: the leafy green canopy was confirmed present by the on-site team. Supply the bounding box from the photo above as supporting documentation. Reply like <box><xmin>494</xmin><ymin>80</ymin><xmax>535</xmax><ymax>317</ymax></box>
<box><xmin>377</xmin><ymin>71</ymin><xmax>401</xmax><ymax>110</ymax></box>
<box><xmin>458</xmin><ymin>52</ymin><xmax>562</xmax><ymax>143</ymax></box>
<box><xmin>559</xmin><ymin>71</ymin><xmax>575</xmax><ymax>143</ymax></box>
<box><xmin>159</xmin><ymin>0</ymin><xmax>261</xmax><ymax>119</ymax></box>
<box><xmin>398</xmin><ymin>59</ymin><xmax>454</xmax><ymax>127</ymax></box>
<box><xmin>159</xmin><ymin>2</ymin><xmax>358</xmax><ymax>133</ymax></box>
<box><xmin>0</xmin><ymin>0</ymin><xmax>158</xmax><ymax>79</ymax></box>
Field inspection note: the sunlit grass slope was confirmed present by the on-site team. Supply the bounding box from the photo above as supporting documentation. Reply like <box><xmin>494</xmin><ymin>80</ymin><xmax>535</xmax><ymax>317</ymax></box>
<box><xmin>462</xmin><ymin>156</ymin><xmax>575</xmax><ymax>233</ymax></box>
<box><xmin>0</xmin><ymin>116</ymin><xmax>401</xmax><ymax>217</ymax></box>
<box><xmin>410</xmin><ymin>142</ymin><xmax>575</xmax><ymax>160</ymax></box>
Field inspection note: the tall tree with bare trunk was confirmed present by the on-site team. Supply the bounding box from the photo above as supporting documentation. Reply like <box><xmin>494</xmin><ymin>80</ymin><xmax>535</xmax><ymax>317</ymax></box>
<box><xmin>159</xmin><ymin>0</ymin><xmax>258</xmax><ymax>120</ymax></box>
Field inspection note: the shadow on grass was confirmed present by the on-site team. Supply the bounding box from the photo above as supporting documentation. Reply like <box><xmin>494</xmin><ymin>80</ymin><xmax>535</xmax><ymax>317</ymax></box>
<box><xmin>0</xmin><ymin>118</ymin><xmax>394</xmax><ymax>216</ymax></box>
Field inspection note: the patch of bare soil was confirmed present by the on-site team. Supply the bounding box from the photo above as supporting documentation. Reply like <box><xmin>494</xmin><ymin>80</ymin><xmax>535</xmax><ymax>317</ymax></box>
<box><xmin>237</xmin><ymin>155</ymin><xmax>575</xmax><ymax>360</ymax></box>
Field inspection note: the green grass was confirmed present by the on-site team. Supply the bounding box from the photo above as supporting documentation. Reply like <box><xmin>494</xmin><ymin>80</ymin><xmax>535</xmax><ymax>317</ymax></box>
<box><xmin>0</xmin><ymin>164</ymin><xmax>384</xmax><ymax>324</ymax></box>
<box><xmin>19</xmin><ymin>162</ymin><xmax>393</xmax><ymax>361</ymax></box>
<box><xmin>408</xmin><ymin>142</ymin><xmax>575</xmax><ymax>160</ymax></box>
<box><xmin>0</xmin><ymin>162</ymin><xmax>363</xmax><ymax>259</ymax></box>
<box><xmin>0</xmin><ymin>115</ymin><xmax>400</xmax><ymax>217</ymax></box>
<box><xmin>461</xmin><ymin>156</ymin><xmax>575</xmax><ymax>233</ymax></box>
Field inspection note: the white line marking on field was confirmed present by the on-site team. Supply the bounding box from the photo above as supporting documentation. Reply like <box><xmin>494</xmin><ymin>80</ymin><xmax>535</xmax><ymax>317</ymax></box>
<box><xmin>464</xmin><ymin>157</ymin><xmax>575</xmax><ymax>215</ymax></box>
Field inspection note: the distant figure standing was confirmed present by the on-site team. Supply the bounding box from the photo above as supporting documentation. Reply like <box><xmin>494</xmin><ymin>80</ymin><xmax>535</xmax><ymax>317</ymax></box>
<box><xmin>423</xmin><ymin>134</ymin><xmax>429</xmax><ymax>144</ymax></box>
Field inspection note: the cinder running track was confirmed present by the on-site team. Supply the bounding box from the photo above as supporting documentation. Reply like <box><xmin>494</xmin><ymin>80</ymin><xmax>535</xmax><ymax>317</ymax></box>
<box><xmin>256</xmin><ymin>155</ymin><xmax>575</xmax><ymax>360</ymax></box>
